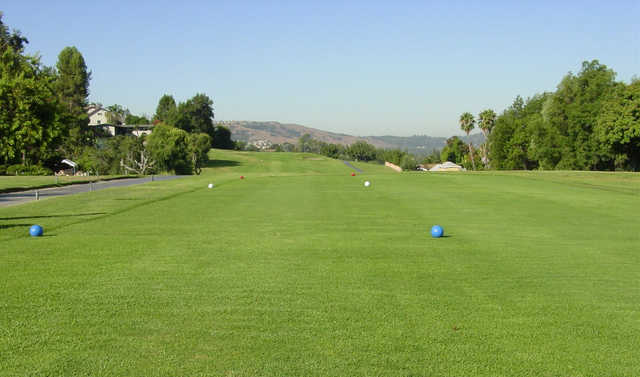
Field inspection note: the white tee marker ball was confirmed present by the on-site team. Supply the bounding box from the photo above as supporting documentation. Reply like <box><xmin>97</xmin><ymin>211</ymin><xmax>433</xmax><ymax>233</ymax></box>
<box><xmin>364</xmin><ymin>181</ymin><xmax>371</xmax><ymax>187</ymax></box>
<box><xmin>208</xmin><ymin>183</ymin><xmax>214</xmax><ymax>189</ymax></box>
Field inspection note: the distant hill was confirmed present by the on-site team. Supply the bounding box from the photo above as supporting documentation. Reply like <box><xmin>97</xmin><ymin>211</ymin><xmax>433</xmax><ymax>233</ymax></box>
<box><xmin>216</xmin><ymin>120</ymin><xmax>485</xmax><ymax>156</ymax></box>
<box><xmin>368</xmin><ymin>134</ymin><xmax>485</xmax><ymax>156</ymax></box>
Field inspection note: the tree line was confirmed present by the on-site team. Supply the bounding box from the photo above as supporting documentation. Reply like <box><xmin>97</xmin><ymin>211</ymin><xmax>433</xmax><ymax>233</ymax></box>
<box><xmin>249</xmin><ymin>134</ymin><xmax>420</xmax><ymax>170</ymax></box>
<box><xmin>0</xmin><ymin>13</ymin><xmax>232</xmax><ymax>176</ymax></box>
<box><xmin>457</xmin><ymin>60</ymin><xmax>639</xmax><ymax>171</ymax></box>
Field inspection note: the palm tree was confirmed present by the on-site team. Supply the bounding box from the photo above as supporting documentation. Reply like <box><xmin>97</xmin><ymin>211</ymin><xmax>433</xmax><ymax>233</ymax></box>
<box><xmin>477</xmin><ymin>109</ymin><xmax>497</xmax><ymax>168</ymax></box>
<box><xmin>478</xmin><ymin>109</ymin><xmax>497</xmax><ymax>136</ymax></box>
<box><xmin>459</xmin><ymin>112</ymin><xmax>476</xmax><ymax>170</ymax></box>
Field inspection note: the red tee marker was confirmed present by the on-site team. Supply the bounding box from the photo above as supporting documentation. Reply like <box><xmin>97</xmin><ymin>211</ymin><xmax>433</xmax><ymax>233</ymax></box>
<box><xmin>351</xmin><ymin>172</ymin><xmax>356</xmax><ymax>176</ymax></box>
<box><xmin>240</xmin><ymin>176</ymin><xmax>244</xmax><ymax>179</ymax></box>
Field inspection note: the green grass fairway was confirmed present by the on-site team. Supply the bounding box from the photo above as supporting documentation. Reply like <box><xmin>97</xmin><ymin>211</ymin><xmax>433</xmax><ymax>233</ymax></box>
<box><xmin>1</xmin><ymin>150</ymin><xmax>639</xmax><ymax>376</ymax></box>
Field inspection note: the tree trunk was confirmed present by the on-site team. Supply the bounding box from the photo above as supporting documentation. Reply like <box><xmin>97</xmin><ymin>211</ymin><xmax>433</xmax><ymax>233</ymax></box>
<box><xmin>480</xmin><ymin>143</ymin><xmax>489</xmax><ymax>169</ymax></box>
<box><xmin>468</xmin><ymin>143</ymin><xmax>476</xmax><ymax>171</ymax></box>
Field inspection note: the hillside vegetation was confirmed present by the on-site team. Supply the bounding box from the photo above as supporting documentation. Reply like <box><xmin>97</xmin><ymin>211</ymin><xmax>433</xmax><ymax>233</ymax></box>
<box><xmin>219</xmin><ymin>120</ymin><xmax>483</xmax><ymax>155</ymax></box>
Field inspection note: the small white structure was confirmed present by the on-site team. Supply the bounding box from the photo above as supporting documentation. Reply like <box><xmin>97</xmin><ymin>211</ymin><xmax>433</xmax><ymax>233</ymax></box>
<box><xmin>58</xmin><ymin>159</ymin><xmax>78</xmax><ymax>175</ymax></box>
<box><xmin>429</xmin><ymin>161</ymin><xmax>465</xmax><ymax>172</ymax></box>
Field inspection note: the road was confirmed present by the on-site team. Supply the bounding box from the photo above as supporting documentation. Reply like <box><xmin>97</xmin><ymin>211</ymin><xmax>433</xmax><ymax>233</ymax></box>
<box><xmin>343</xmin><ymin>160</ymin><xmax>363</xmax><ymax>173</ymax></box>
<box><xmin>0</xmin><ymin>176</ymin><xmax>184</xmax><ymax>208</ymax></box>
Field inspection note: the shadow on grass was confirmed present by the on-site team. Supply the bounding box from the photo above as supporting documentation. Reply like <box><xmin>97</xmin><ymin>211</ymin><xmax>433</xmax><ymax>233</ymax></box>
<box><xmin>0</xmin><ymin>223</ymin><xmax>31</xmax><ymax>230</ymax></box>
<box><xmin>0</xmin><ymin>212</ymin><xmax>106</xmax><ymax>221</ymax></box>
<box><xmin>204</xmin><ymin>159</ymin><xmax>242</xmax><ymax>168</ymax></box>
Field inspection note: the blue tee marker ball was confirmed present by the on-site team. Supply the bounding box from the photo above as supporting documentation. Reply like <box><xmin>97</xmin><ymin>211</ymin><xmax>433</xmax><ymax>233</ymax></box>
<box><xmin>30</xmin><ymin>225</ymin><xmax>43</xmax><ymax>237</ymax></box>
<box><xmin>430</xmin><ymin>225</ymin><xmax>444</xmax><ymax>238</ymax></box>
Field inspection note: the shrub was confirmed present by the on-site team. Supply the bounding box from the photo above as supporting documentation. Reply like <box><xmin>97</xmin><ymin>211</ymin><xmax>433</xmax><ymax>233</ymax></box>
<box><xmin>77</xmin><ymin>147</ymin><xmax>110</xmax><ymax>175</ymax></box>
<box><xmin>146</xmin><ymin>124</ymin><xmax>193</xmax><ymax>174</ymax></box>
<box><xmin>400</xmin><ymin>154</ymin><xmax>417</xmax><ymax>171</ymax></box>
<box><xmin>31</xmin><ymin>165</ymin><xmax>53</xmax><ymax>175</ymax></box>
<box><xmin>6</xmin><ymin>164</ymin><xmax>52</xmax><ymax>176</ymax></box>
<box><xmin>6</xmin><ymin>164</ymin><xmax>27</xmax><ymax>175</ymax></box>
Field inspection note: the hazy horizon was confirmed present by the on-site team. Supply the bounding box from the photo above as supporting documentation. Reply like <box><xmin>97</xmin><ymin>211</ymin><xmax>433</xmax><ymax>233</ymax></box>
<box><xmin>4</xmin><ymin>1</ymin><xmax>638</xmax><ymax>138</ymax></box>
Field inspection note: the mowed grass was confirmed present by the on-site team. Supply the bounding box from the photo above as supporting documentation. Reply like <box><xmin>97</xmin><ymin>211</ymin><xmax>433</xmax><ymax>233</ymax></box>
<box><xmin>1</xmin><ymin>150</ymin><xmax>639</xmax><ymax>376</ymax></box>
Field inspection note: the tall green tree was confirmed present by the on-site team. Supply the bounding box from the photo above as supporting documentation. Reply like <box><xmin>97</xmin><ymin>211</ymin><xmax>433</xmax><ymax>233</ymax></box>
<box><xmin>477</xmin><ymin>109</ymin><xmax>496</xmax><ymax>168</ymax></box>
<box><xmin>459</xmin><ymin>112</ymin><xmax>476</xmax><ymax>170</ymax></box>
<box><xmin>167</xmin><ymin>93</ymin><xmax>215</xmax><ymax>138</ymax></box>
<box><xmin>0</xmin><ymin>12</ymin><xmax>28</xmax><ymax>53</ymax></box>
<box><xmin>0</xmin><ymin>46</ymin><xmax>64</xmax><ymax>165</ymax></box>
<box><xmin>478</xmin><ymin>109</ymin><xmax>497</xmax><ymax>136</ymax></box>
<box><xmin>212</xmin><ymin>125</ymin><xmax>234</xmax><ymax>149</ymax></box>
<box><xmin>186</xmin><ymin>93</ymin><xmax>215</xmax><ymax>137</ymax></box>
<box><xmin>490</xmin><ymin>95</ymin><xmax>548</xmax><ymax>170</ymax></box>
<box><xmin>154</xmin><ymin>94</ymin><xmax>176</xmax><ymax>123</ymax></box>
<box><xmin>545</xmin><ymin>60</ymin><xmax>617</xmax><ymax>170</ymax></box>
<box><xmin>188</xmin><ymin>133</ymin><xmax>211</xmax><ymax>174</ymax></box>
<box><xmin>595</xmin><ymin>80</ymin><xmax>640</xmax><ymax>171</ymax></box>
<box><xmin>56</xmin><ymin>46</ymin><xmax>92</xmax><ymax>156</ymax></box>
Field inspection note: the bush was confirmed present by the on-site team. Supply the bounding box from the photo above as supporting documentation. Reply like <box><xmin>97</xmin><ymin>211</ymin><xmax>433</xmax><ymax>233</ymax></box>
<box><xmin>400</xmin><ymin>155</ymin><xmax>417</xmax><ymax>171</ymax></box>
<box><xmin>77</xmin><ymin>147</ymin><xmax>110</xmax><ymax>175</ymax></box>
<box><xmin>146</xmin><ymin>124</ymin><xmax>193</xmax><ymax>174</ymax></box>
<box><xmin>188</xmin><ymin>133</ymin><xmax>211</xmax><ymax>175</ymax></box>
<box><xmin>173</xmin><ymin>160</ymin><xmax>193</xmax><ymax>175</ymax></box>
<box><xmin>0</xmin><ymin>164</ymin><xmax>7</xmax><ymax>175</ymax></box>
<box><xmin>346</xmin><ymin>141</ymin><xmax>377</xmax><ymax>161</ymax></box>
<box><xmin>6</xmin><ymin>164</ymin><xmax>53</xmax><ymax>176</ymax></box>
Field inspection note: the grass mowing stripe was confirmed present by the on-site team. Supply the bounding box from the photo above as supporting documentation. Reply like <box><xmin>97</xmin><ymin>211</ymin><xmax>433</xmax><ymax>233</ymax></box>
<box><xmin>0</xmin><ymin>182</ymin><xmax>199</xmax><ymax>242</ymax></box>
<box><xmin>1</xmin><ymin>150</ymin><xmax>639</xmax><ymax>376</ymax></box>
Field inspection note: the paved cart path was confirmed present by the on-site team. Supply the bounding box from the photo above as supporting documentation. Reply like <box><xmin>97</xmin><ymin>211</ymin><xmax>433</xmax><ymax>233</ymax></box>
<box><xmin>343</xmin><ymin>161</ymin><xmax>363</xmax><ymax>173</ymax></box>
<box><xmin>0</xmin><ymin>176</ymin><xmax>184</xmax><ymax>208</ymax></box>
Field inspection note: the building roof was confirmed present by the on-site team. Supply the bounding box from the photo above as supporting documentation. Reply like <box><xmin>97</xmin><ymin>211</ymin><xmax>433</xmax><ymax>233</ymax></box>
<box><xmin>429</xmin><ymin>161</ymin><xmax>465</xmax><ymax>171</ymax></box>
<box><xmin>86</xmin><ymin>104</ymin><xmax>105</xmax><ymax>117</ymax></box>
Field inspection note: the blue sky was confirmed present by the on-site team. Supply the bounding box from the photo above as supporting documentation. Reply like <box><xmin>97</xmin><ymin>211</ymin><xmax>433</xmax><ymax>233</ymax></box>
<box><xmin>3</xmin><ymin>1</ymin><xmax>638</xmax><ymax>137</ymax></box>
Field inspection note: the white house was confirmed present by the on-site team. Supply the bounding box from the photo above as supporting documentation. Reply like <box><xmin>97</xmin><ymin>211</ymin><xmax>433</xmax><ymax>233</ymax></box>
<box><xmin>87</xmin><ymin>104</ymin><xmax>117</xmax><ymax>136</ymax></box>
<box><xmin>86</xmin><ymin>104</ymin><xmax>153</xmax><ymax>137</ymax></box>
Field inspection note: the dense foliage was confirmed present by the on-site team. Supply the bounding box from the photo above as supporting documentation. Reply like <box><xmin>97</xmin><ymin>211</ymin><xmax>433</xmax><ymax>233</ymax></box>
<box><xmin>267</xmin><ymin>134</ymin><xmax>418</xmax><ymax>170</ymax></box>
<box><xmin>1</xmin><ymin>13</ymin><xmax>66</xmax><ymax>170</ymax></box>
<box><xmin>153</xmin><ymin>93</ymin><xmax>233</xmax><ymax>151</ymax></box>
<box><xmin>487</xmin><ymin>60</ymin><xmax>639</xmax><ymax>171</ymax></box>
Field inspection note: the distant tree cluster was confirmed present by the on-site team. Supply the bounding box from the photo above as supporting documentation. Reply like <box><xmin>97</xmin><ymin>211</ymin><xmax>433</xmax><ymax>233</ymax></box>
<box><xmin>263</xmin><ymin>134</ymin><xmax>418</xmax><ymax>170</ymax></box>
<box><xmin>487</xmin><ymin>60</ymin><xmax>639</xmax><ymax>171</ymax></box>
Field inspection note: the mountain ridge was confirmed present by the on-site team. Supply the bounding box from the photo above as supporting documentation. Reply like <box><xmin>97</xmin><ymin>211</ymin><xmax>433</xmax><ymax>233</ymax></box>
<box><xmin>216</xmin><ymin>120</ymin><xmax>485</xmax><ymax>155</ymax></box>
